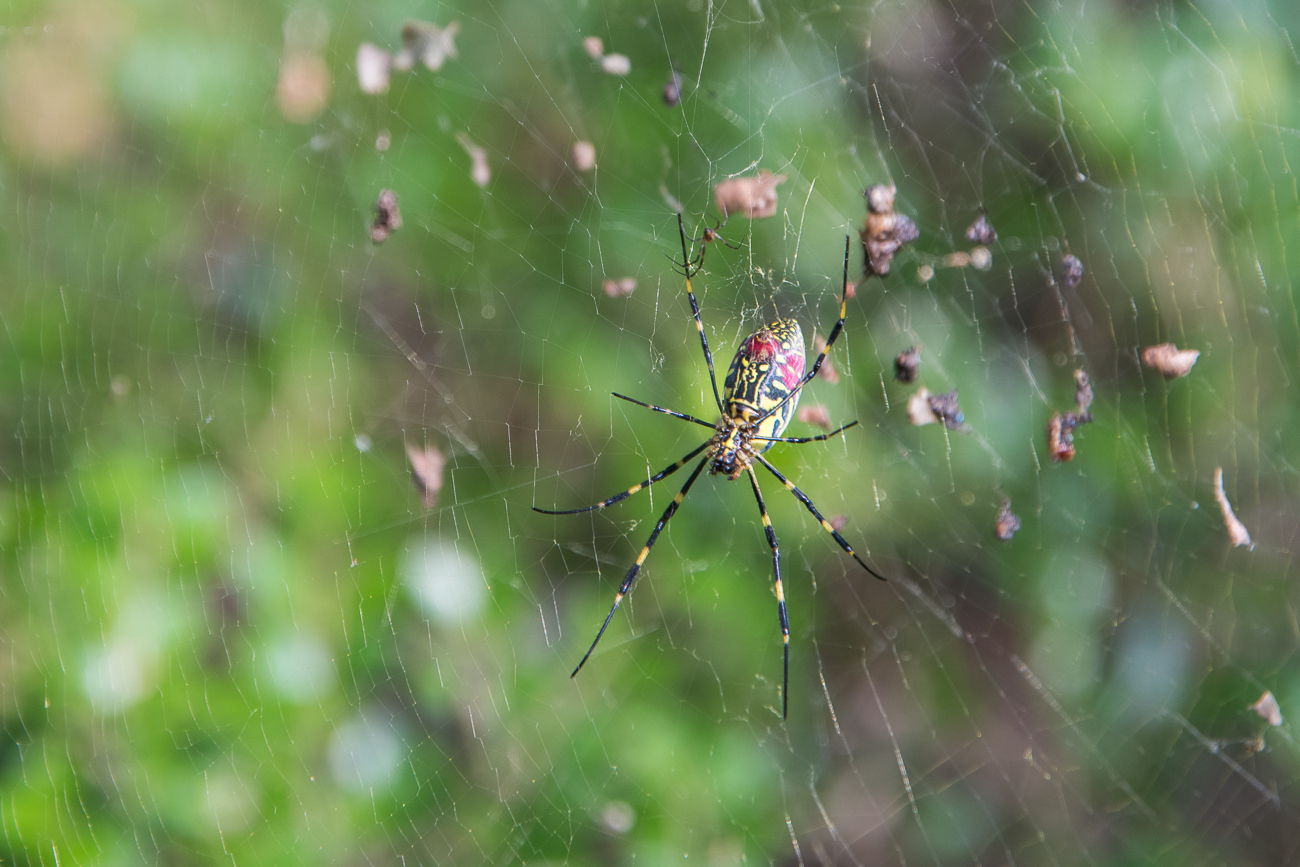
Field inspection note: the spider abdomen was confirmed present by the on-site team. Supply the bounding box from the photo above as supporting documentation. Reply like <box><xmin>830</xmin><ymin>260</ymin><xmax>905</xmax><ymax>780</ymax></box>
<box><xmin>722</xmin><ymin>319</ymin><xmax>806</xmax><ymax>448</ymax></box>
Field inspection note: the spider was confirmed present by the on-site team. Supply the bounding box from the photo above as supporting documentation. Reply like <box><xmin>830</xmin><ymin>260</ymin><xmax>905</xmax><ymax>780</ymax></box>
<box><xmin>535</xmin><ymin>215</ymin><xmax>887</xmax><ymax>718</ymax></box>
<box><xmin>683</xmin><ymin>216</ymin><xmax>743</xmax><ymax>273</ymax></box>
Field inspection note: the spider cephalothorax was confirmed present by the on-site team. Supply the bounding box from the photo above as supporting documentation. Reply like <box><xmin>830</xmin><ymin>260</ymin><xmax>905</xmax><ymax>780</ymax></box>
<box><xmin>535</xmin><ymin>215</ymin><xmax>886</xmax><ymax>718</ymax></box>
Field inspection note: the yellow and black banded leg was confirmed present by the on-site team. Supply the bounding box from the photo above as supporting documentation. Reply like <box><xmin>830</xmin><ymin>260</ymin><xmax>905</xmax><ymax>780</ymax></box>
<box><xmin>755</xmin><ymin>454</ymin><xmax>888</xmax><ymax>583</ymax></box>
<box><xmin>745</xmin><ymin>466</ymin><xmax>790</xmax><ymax>720</ymax></box>
<box><xmin>570</xmin><ymin>456</ymin><xmax>711</xmax><ymax>678</ymax></box>
<box><xmin>613</xmin><ymin>392</ymin><xmax>716</xmax><ymax>430</ymax></box>
<box><xmin>753</xmin><ymin>421</ymin><xmax>859</xmax><ymax>446</ymax></box>
<box><xmin>533</xmin><ymin>441</ymin><xmax>711</xmax><ymax>516</ymax></box>
<box><xmin>677</xmin><ymin>214</ymin><xmax>725</xmax><ymax>414</ymax></box>
<box><xmin>755</xmin><ymin>235</ymin><xmax>854</xmax><ymax>426</ymax></box>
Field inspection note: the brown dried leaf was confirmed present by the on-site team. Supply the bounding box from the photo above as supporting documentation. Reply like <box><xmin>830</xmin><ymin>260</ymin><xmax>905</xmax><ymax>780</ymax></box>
<box><xmin>407</xmin><ymin>442</ymin><xmax>446</xmax><ymax>509</ymax></box>
<box><xmin>1142</xmin><ymin>343</ymin><xmax>1200</xmax><ymax>379</ymax></box>
<box><xmin>1213</xmin><ymin>466</ymin><xmax>1254</xmax><ymax>549</ymax></box>
<box><xmin>928</xmin><ymin>389</ymin><xmax>966</xmax><ymax>432</ymax></box>
<box><xmin>894</xmin><ymin>346</ymin><xmax>921</xmax><ymax>383</ymax></box>
<box><xmin>714</xmin><ymin>170</ymin><xmax>787</xmax><ymax>220</ymax></box>
<box><xmin>860</xmin><ymin>184</ymin><xmax>919</xmax><ymax>276</ymax></box>
<box><xmin>370</xmin><ymin>188</ymin><xmax>402</xmax><ymax>243</ymax></box>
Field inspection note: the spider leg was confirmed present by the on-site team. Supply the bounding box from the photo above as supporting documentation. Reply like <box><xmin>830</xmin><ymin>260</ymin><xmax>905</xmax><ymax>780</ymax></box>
<box><xmin>754</xmin><ymin>453</ymin><xmax>887</xmax><ymax>583</ymax></box>
<box><xmin>570</xmin><ymin>455</ymin><xmax>711</xmax><ymax>677</ymax></box>
<box><xmin>744</xmin><ymin>466</ymin><xmax>790</xmax><ymax>720</ymax></box>
<box><xmin>677</xmin><ymin>214</ymin><xmax>726</xmax><ymax>414</ymax></box>
<box><xmin>612</xmin><ymin>392</ymin><xmax>716</xmax><ymax>429</ymax></box>
<box><xmin>754</xmin><ymin>235</ymin><xmax>853</xmax><ymax>426</ymax></box>
<box><xmin>533</xmin><ymin>441</ymin><xmax>711</xmax><ymax>515</ymax></box>
<box><xmin>753</xmin><ymin>421</ymin><xmax>859</xmax><ymax>445</ymax></box>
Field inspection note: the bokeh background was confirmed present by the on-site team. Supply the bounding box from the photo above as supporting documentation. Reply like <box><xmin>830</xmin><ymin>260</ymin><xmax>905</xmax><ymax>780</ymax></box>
<box><xmin>3</xmin><ymin>0</ymin><xmax>1300</xmax><ymax>863</ymax></box>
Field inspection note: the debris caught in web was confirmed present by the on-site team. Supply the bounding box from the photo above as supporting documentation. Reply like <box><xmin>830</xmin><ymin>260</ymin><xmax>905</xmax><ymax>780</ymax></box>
<box><xmin>602</xmin><ymin>277</ymin><xmax>636</xmax><ymax>298</ymax></box>
<box><xmin>663</xmin><ymin>67</ymin><xmax>682</xmax><ymax>106</ymax></box>
<box><xmin>1046</xmin><ymin>369</ymin><xmax>1094</xmax><ymax>462</ymax></box>
<box><xmin>828</xmin><ymin>515</ymin><xmax>849</xmax><ymax>533</ymax></box>
<box><xmin>572</xmin><ymin>140</ymin><xmax>596</xmax><ymax>172</ymax></box>
<box><xmin>375</xmin><ymin>129</ymin><xmax>391</xmax><ymax>151</ymax></box>
<box><xmin>600</xmin><ymin>53</ymin><xmax>631</xmax><ymax>76</ymax></box>
<box><xmin>1213</xmin><ymin>466</ymin><xmax>1254</xmax><ymax>549</ymax></box>
<box><xmin>813</xmin><ymin>336</ymin><xmax>838</xmax><ymax>383</ymax></box>
<box><xmin>370</xmin><ymin>189</ymin><xmax>402</xmax><ymax>243</ymax></box>
<box><xmin>393</xmin><ymin>19</ymin><xmax>459</xmax><ymax>72</ymax></box>
<box><xmin>1250</xmin><ymin>690</ymin><xmax>1283</xmax><ymax>727</ymax></box>
<box><xmin>909</xmin><ymin>387</ymin><xmax>966</xmax><ymax>431</ymax></box>
<box><xmin>583</xmin><ymin>36</ymin><xmax>604</xmax><ymax>59</ymax></box>
<box><xmin>994</xmin><ymin>496</ymin><xmax>1021</xmax><ymax>541</ymax></box>
<box><xmin>796</xmin><ymin>404</ymin><xmax>832</xmax><ymax>432</ymax></box>
<box><xmin>1074</xmin><ymin>369</ymin><xmax>1094</xmax><ymax>414</ymax></box>
<box><xmin>1060</xmin><ymin>253</ymin><xmax>1084</xmax><ymax>289</ymax></box>
<box><xmin>895</xmin><ymin>346</ymin><xmax>921</xmax><ymax>383</ymax></box>
<box><xmin>1143</xmin><ymin>343</ymin><xmax>1200</xmax><ymax>379</ymax></box>
<box><xmin>456</xmin><ymin>132</ymin><xmax>491</xmax><ymax>188</ymax></box>
<box><xmin>356</xmin><ymin>42</ymin><xmax>392</xmax><ymax>94</ymax></box>
<box><xmin>714</xmin><ymin>170</ymin><xmax>786</xmax><ymax>220</ymax></box>
<box><xmin>407</xmin><ymin>442</ymin><xmax>446</xmax><ymax>509</ymax></box>
<box><xmin>861</xmin><ymin>184</ymin><xmax>918</xmax><ymax>276</ymax></box>
<box><xmin>966</xmin><ymin>213</ymin><xmax>997</xmax><ymax>245</ymax></box>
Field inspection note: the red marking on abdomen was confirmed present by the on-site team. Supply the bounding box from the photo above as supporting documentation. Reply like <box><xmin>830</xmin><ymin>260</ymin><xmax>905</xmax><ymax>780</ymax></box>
<box><xmin>779</xmin><ymin>353</ymin><xmax>804</xmax><ymax>388</ymax></box>
<box><xmin>745</xmin><ymin>334</ymin><xmax>779</xmax><ymax>361</ymax></box>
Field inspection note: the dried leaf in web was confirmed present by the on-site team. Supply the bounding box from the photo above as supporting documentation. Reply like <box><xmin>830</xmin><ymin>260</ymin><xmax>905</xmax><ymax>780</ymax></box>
<box><xmin>966</xmin><ymin>212</ymin><xmax>997</xmax><ymax>245</ymax></box>
<box><xmin>1060</xmin><ymin>253</ymin><xmax>1084</xmax><ymax>289</ymax></box>
<box><xmin>1213</xmin><ymin>466</ymin><xmax>1254</xmax><ymax>549</ymax></box>
<box><xmin>796</xmin><ymin>404</ymin><xmax>832</xmax><ymax>432</ymax></box>
<box><xmin>895</xmin><ymin>346</ymin><xmax>921</xmax><ymax>383</ymax></box>
<box><xmin>1250</xmin><ymin>691</ymin><xmax>1283</xmax><ymax>727</ymax></box>
<box><xmin>995</xmin><ymin>497</ymin><xmax>1021</xmax><ymax>541</ymax></box>
<box><xmin>1074</xmin><ymin>369</ymin><xmax>1094</xmax><ymax>413</ymax></box>
<box><xmin>370</xmin><ymin>189</ymin><xmax>402</xmax><ymax>244</ymax></box>
<box><xmin>1143</xmin><ymin>343</ymin><xmax>1200</xmax><ymax>379</ymax></box>
<box><xmin>356</xmin><ymin>42</ymin><xmax>392</xmax><ymax>94</ymax></box>
<box><xmin>407</xmin><ymin>443</ymin><xmax>446</xmax><ymax>510</ymax></box>
<box><xmin>861</xmin><ymin>184</ymin><xmax>919</xmax><ymax>276</ymax></box>
<box><xmin>907</xmin><ymin>387</ymin><xmax>938</xmax><ymax>427</ymax></box>
<box><xmin>393</xmin><ymin>19</ymin><xmax>459</xmax><ymax>72</ymax></box>
<box><xmin>714</xmin><ymin>170</ymin><xmax>786</xmax><ymax>220</ymax></box>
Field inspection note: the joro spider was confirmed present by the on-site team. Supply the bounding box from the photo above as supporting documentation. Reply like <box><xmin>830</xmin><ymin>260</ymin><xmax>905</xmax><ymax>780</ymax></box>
<box><xmin>535</xmin><ymin>215</ymin><xmax>887</xmax><ymax>718</ymax></box>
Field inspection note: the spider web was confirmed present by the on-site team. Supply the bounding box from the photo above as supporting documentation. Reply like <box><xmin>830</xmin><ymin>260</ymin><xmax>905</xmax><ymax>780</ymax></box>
<box><xmin>3</xmin><ymin>0</ymin><xmax>1299</xmax><ymax>863</ymax></box>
